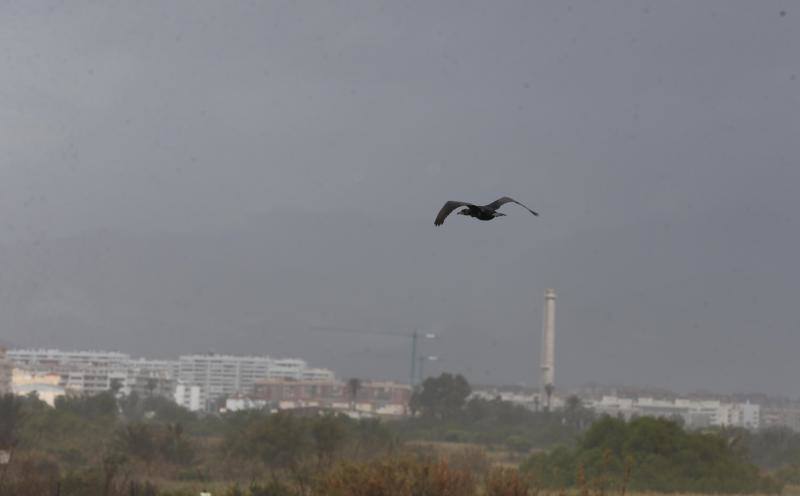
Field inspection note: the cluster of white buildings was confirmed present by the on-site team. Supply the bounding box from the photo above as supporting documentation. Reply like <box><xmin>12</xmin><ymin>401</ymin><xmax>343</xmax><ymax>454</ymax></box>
<box><xmin>762</xmin><ymin>406</ymin><xmax>800</xmax><ymax>431</ymax></box>
<box><xmin>2</xmin><ymin>347</ymin><xmax>412</xmax><ymax>416</ymax></box>
<box><xmin>225</xmin><ymin>378</ymin><xmax>411</xmax><ymax>417</ymax></box>
<box><xmin>6</xmin><ymin>348</ymin><xmax>800</xmax><ymax>431</ymax></box>
<box><xmin>173</xmin><ymin>353</ymin><xmax>334</xmax><ymax>410</ymax></box>
<box><xmin>470</xmin><ymin>389</ymin><xmax>566</xmax><ymax>411</ymax></box>
<box><xmin>8</xmin><ymin>349</ymin><xmax>144</xmax><ymax>400</ymax></box>
<box><xmin>584</xmin><ymin>395</ymin><xmax>761</xmax><ymax>430</ymax></box>
<box><xmin>469</xmin><ymin>387</ymin><xmax>766</xmax><ymax>431</ymax></box>
<box><xmin>2</xmin><ymin>348</ymin><xmax>336</xmax><ymax>411</ymax></box>
<box><xmin>0</xmin><ymin>347</ymin><xmax>414</xmax><ymax>417</ymax></box>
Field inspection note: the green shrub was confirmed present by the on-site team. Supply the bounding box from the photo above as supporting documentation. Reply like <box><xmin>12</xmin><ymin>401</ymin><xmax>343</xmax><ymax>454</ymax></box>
<box><xmin>522</xmin><ymin>415</ymin><xmax>783</xmax><ymax>494</ymax></box>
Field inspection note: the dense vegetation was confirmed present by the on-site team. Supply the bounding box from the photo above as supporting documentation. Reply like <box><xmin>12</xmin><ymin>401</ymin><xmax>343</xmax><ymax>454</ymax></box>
<box><xmin>523</xmin><ymin>415</ymin><xmax>782</xmax><ymax>494</ymax></box>
<box><xmin>733</xmin><ymin>426</ymin><xmax>800</xmax><ymax>469</ymax></box>
<box><xmin>0</xmin><ymin>375</ymin><xmax>792</xmax><ymax>494</ymax></box>
<box><xmin>726</xmin><ymin>425</ymin><xmax>800</xmax><ymax>485</ymax></box>
<box><xmin>0</xmin><ymin>391</ymin><xmax>401</xmax><ymax>494</ymax></box>
<box><xmin>400</xmin><ymin>373</ymin><xmax>594</xmax><ymax>450</ymax></box>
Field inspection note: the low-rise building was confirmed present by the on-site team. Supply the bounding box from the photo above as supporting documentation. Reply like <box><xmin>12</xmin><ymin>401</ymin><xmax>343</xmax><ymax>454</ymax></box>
<box><xmin>174</xmin><ymin>382</ymin><xmax>203</xmax><ymax>412</ymax></box>
<box><xmin>127</xmin><ymin>358</ymin><xmax>180</xmax><ymax>380</ymax></box>
<box><xmin>8</xmin><ymin>348</ymin><xmax>136</xmax><ymax>396</ymax></box>
<box><xmin>470</xmin><ymin>389</ymin><xmax>565</xmax><ymax>411</ymax></box>
<box><xmin>584</xmin><ymin>395</ymin><xmax>761</xmax><ymax>430</ymax></box>
<box><xmin>225</xmin><ymin>395</ymin><xmax>270</xmax><ymax>412</ymax></box>
<box><xmin>762</xmin><ymin>407</ymin><xmax>800</xmax><ymax>431</ymax></box>
<box><xmin>11</xmin><ymin>369</ymin><xmax>66</xmax><ymax>406</ymax></box>
<box><xmin>243</xmin><ymin>378</ymin><xmax>411</xmax><ymax>416</ymax></box>
<box><xmin>177</xmin><ymin>353</ymin><xmax>336</xmax><ymax>409</ymax></box>
<box><xmin>8</xmin><ymin>349</ymin><xmax>130</xmax><ymax>369</ymax></box>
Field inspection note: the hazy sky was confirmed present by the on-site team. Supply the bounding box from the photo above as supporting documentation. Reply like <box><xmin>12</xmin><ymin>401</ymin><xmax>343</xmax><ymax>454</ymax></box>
<box><xmin>1</xmin><ymin>1</ymin><xmax>799</xmax><ymax>396</ymax></box>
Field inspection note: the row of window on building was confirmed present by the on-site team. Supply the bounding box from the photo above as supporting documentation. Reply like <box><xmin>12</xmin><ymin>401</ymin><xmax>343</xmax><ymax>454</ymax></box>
<box><xmin>0</xmin><ymin>348</ymin><xmax>323</xmax><ymax>406</ymax></box>
<box><xmin>583</xmin><ymin>395</ymin><xmax>761</xmax><ymax>430</ymax></box>
<box><xmin>0</xmin><ymin>347</ymin><xmax>410</xmax><ymax>417</ymax></box>
<box><xmin>4</xmin><ymin>348</ymin><xmax>800</xmax><ymax>429</ymax></box>
<box><xmin>470</xmin><ymin>389</ymin><xmax>800</xmax><ymax>433</ymax></box>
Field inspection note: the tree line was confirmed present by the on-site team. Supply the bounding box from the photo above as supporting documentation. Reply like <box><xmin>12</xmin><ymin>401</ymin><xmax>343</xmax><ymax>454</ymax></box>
<box><xmin>0</xmin><ymin>373</ymin><xmax>794</xmax><ymax>494</ymax></box>
<box><xmin>402</xmin><ymin>372</ymin><xmax>594</xmax><ymax>450</ymax></box>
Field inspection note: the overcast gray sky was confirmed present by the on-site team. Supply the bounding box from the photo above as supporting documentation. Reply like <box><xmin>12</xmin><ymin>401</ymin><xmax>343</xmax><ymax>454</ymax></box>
<box><xmin>1</xmin><ymin>1</ymin><xmax>798</xmax><ymax>396</ymax></box>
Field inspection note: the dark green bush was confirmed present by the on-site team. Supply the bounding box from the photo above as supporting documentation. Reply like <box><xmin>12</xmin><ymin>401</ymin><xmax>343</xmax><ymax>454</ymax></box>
<box><xmin>522</xmin><ymin>415</ymin><xmax>783</xmax><ymax>494</ymax></box>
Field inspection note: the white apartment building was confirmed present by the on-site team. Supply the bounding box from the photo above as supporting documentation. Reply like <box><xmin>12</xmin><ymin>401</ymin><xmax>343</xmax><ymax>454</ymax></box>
<box><xmin>225</xmin><ymin>396</ymin><xmax>269</xmax><ymax>412</ymax></box>
<box><xmin>8</xmin><ymin>349</ymin><xmax>131</xmax><ymax>369</ymax></box>
<box><xmin>8</xmin><ymin>349</ymin><xmax>180</xmax><ymax>397</ymax></box>
<box><xmin>6</xmin><ymin>349</ymin><xmax>335</xmax><ymax>409</ymax></box>
<box><xmin>470</xmin><ymin>389</ymin><xmax>565</xmax><ymax>411</ymax></box>
<box><xmin>11</xmin><ymin>369</ymin><xmax>65</xmax><ymax>406</ymax></box>
<box><xmin>177</xmin><ymin>353</ymin><xmax>335</xmax><ymax>409</ymax></box>
<box><xmin>300</xmin><ymin>368</ymin><xmax>336</xmax><ymax>382</ymax></box>
<box><xmin>586</xmin><ymin>395</ymin><xmax>761</xmax><ymax>430</ymax></box>
<box><xmin>174</xmin><ymin>382</ymin><xmax>203</xmax><ymax>412</ymax></box>
<box><xmin>8</xmin><ymin>349</ymin><xmax>132</xmax><ymax>395</ymax></box>
<box><xmin>57</xmin><ymin>367</ymin><xmax>130</xmax><ymax>396</ymax></box>
<box><xmin>717</xmin><ymin>401</ymin><xmax>760</xmax><ymax>429</ymax></box>
<box><xmin>127</xmin><ymin>358</ymin><xmax>180</xmax><ymax>380</ymax></box>
<box><xmin>178</xmin><ymin>354</ymin><xmax>273</xmax><ymax>403</ymax></box>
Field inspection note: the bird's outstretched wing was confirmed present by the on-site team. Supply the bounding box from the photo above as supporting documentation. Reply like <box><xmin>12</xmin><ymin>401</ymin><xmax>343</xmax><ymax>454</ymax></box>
<box><xmin>486</xmin><ymin>196</ymin><xmax>539</xmax><ymax>216</ymax></box>
<box><xmin>434</xmin><ymin>201</ymin><xmax>471</xmax><ymax>226</ymax></box>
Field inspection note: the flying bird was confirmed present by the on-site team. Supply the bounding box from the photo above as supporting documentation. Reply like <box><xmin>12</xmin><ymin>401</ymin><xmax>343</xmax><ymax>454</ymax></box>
<box><xmin>434</xmin><ymin>196</ymin><xmax>539</xmax><ymax>226</ymax></box>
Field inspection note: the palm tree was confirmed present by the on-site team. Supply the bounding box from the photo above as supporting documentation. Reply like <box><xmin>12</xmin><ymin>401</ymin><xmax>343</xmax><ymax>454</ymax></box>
<box><xmin>145</xmin><ymin>378</ymin><xmax>158</xmax><ymax>397</ymax></box>
<box><xmin>346</xmin><ymin>378</ymin><xmax>362</xmax><ymax>412</ymax></box>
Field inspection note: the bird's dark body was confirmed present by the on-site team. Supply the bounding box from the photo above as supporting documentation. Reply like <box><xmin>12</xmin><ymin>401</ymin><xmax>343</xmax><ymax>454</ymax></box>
<box><xmin>433</xmin><ymin>196</ymin><xmax>538</xmax><ymax>226</ymax></box>
<box><xmin>463</xmin><ymin>205</ymin><xmax>497</xmax><ymax>221</ymax></box>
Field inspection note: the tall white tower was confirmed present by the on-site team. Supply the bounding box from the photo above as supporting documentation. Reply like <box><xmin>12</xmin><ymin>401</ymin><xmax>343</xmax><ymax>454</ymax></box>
<box><xmin>541</xmin><ymin>289</ymin><xmax>556</xmax><ymax>409</ymax></box>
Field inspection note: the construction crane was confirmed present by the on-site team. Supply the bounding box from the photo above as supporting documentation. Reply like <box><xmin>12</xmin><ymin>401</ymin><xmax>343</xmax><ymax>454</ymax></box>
<box><xmin>309</xmin><ymin>325</ymin><xmax>437</xmax><ymax>386</ymax></box>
